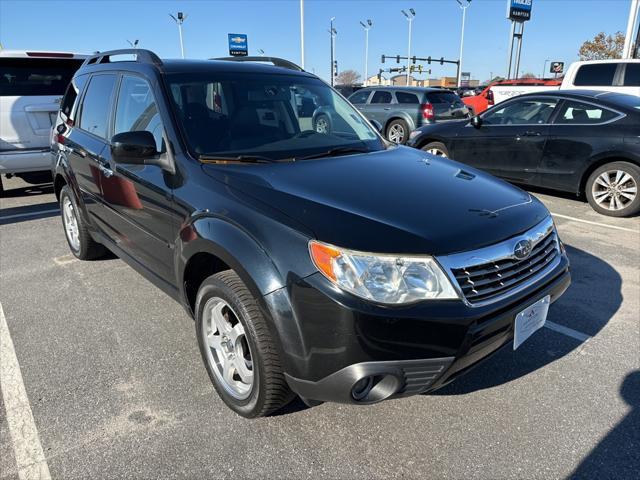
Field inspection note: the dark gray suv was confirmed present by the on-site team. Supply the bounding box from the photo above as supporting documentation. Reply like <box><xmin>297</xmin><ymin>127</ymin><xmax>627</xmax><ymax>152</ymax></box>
<box><xmin>347</xmin><ymin>86</ymin><xmax>470</xmax><ymax>144</ymax></box>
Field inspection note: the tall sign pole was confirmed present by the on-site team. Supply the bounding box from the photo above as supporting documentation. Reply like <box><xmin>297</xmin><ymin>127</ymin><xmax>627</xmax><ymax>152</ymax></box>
<box><xmin>505</xmin><ymin>0</ymin><xmax>532</xmax><ymax>79</ymax></box>
<box><xmin>300</xmin><ymin>0</ymin><xmax>305</xmax><ymax>69</ymax></box>
<box><xmin>622</xmin><ymin>0</ymin><xmax>639</xmax><ymax>59</ymax></box>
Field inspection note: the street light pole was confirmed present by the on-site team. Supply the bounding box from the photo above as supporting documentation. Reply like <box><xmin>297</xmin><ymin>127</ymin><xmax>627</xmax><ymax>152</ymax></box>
<box><xmin>300</xmin><ymin>0</ymin><xmax>305</xmax><ymax>69</ymax></box>
<box><xmin>542</xmin><ymin>59</ymin><xmax>550</xmax><ymax>79</ymax></box>
<box><xmin>360</xmin><ymin>20</ymin><xmax>372</xmax><ymax>86</ymax></box>
<box><xmin>455</xmin><ymin>0</ymin><xmax>471</xmax><ymax>88</ymax></box>
<box><xmin>126</xmin><ymin>39</ymin><xmax>139</xmax><ymax>50</ymax></box>
<box><xmin>329</xmin><ymin>17</ymin><xmax>337</xmax><ymax>86</ymax></box>
<box><xmin>401</xmin><ymin>9</ymin><xmax>415</xmax><ymax>86</ymax></box>
<box><xmin>169</xmin><ymin>12</ymin><xmax>187</xmax><ymax>58</ymax></box>
<box><xmin>623</xmin><ymin>0</ymin><xmax>639</xmax><ymax>58</ymax></box>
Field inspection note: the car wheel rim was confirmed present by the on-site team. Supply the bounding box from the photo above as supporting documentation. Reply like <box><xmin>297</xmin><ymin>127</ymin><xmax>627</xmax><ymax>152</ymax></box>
<box><xmin>426</xmin><ymin>147</ymin><xmax>447</xmax><ymax>158</ymax></box>
<box><xmin>388</xmin><ymin>124</ymin><xmax>405</xmax><ymax>143</ymax></box>
<box><xmin>592</xmin><ymin>169</ymin><xmax>638</xmax><ymax>211</ymax></box>
<box><xmin>62</xmin><ymin>197</ymin><xmax>80</xmax><ymax>251</ymax></box>
<box><xmin>202</xmin><ymin>298</ymin><xmax>254</xmax><ymax>400</ymax></box>
<box><xmin>315</xmin><ymin>118</ymin><xmax>328</xmax><ymax>133</ymax></box>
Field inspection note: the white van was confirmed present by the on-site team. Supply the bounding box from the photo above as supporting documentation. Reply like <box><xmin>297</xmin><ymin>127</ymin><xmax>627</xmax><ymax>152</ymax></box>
<box><xmin>0</xmin><ymin>50</ymin><xmax>86</xmax><ymax>194</ymax></box>
<box><xmin>561</xmin><ymin>59</ymin><xmax>640</xmax><ymax>96</ymax></box>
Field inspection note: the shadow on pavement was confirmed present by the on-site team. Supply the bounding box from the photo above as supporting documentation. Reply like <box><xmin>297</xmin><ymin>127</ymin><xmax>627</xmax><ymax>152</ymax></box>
<box><xmin>570</xmin><ymin>370</ymin><xmax>640</xmax><ymax>479</ymax></box>
<box><xmin>1</xmin><ymin>182</ymin><xmax>54</xmax><ymax>198</ymax></box>
<box><xmin>0</xmin><ymin>201</ymin><xmax>60</xmax><ymax>225</ymax></box>
<box><xmin>433</xmin><ymin>243</ymin><xmax>621</xmax><ymax>395</ymax></box>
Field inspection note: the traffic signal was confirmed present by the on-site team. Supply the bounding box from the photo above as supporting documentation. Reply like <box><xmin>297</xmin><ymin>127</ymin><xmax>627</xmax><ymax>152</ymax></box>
<box><xmin>409</xmin><ymin>65</ymin><xmax>414</xmax><ymax>73</ymax></box>
<box><xmin>440</xmin><ymin>57</ymin><xmax>444</xmax><ymax>65</ymax></box>
<box><xmin>396</xmin><ymin>55</ymin><xmax>400</xmax><ymax>63</ymax></box>
<box><xmin>412</xmin><ymin>56</ymin><xmax>416</xmax><ymax>64</ymax></box>
<box><xmin>427</xmin><ymin>56</ymin><xmax>432</xmax><ymax>64</ymax></box>
<box><xmin>381</xmin><ymin>55</ymin><xmax>385</xmax><ymax>64</ymax></box>
<box><xmin>417</xmin><ymin>65</ymin><xmax>423</xmax><ymax>74</ymax></box>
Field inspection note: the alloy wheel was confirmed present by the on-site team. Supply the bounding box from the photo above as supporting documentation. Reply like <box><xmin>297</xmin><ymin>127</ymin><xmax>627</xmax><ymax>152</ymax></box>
<box><xmin>202</xmin><ymin>298</ymin><xmax>254</xmax><ymax>400</ymax></box>
<box><xmin>315</xmin><ymin>117</ymin><xmax>329</xmax><ymax>134</ymax></box>
<box><xmin>62</xmin><ymin>196</ymin><xmax>80</xmax><ymax>251</ymax></box>
<box><xmin>388</xmin><ymin>124</ymin><xmax>405</xmax><ymax>144</ymax></box>
<box><xmin>426</xmin><ymin>147</ymin><xmax>447</xmax><ymax>158</ymax></box>
<box><xmin>591</xmin><ymin>169</ymin><xmax>638</xmax><ymax>212</ymax></box>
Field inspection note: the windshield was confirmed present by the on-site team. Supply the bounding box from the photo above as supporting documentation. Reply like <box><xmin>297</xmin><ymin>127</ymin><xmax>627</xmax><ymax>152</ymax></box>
<box><xmin>166</xmin><ymin>72</ymin><xmax>384</xmax><ymax>161</ymax></box>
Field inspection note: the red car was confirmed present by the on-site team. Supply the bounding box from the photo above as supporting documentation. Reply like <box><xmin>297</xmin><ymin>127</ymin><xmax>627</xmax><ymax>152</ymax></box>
<box><xmin>463</xmin><ymin>78</ymin><xmax>562</xmax><ymax>115</ymax></box>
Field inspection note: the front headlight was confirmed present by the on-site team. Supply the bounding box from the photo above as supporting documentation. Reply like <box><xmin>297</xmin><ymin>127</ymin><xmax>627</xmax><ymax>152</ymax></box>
<box><xmin>309</xmin><ymin>240</ymin><xmax>459</xmax><ymax>305</ymax></box>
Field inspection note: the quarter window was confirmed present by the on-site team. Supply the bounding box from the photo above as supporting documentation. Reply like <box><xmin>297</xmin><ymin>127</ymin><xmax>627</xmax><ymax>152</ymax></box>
<box><xmin>370</xmin><ymin>91</ymin><xmax>392</xmax><ymax>104</ymax></box>
<box><xmin>114</xmin><ymin>75</ymin><xmax>164</xmax><ymax>151</ymax></box>
<box><xmin>574</xmin><ymin>63</ymin><xmax>618</xmax><ymax>86</ymax></box>
<box><xmin>554</xmin><ymin>100</ymin><xmax>618</xmax><ymax>124</ymax></box>
<box><xmin>78</xmin><ymin>74</ymin><xmax>117</xmax><ymax>139</ymax></box>
<box><xmin>395</xmin><ymin>92</ymin><xmax>419</xmax><ymax>104</ymax></box>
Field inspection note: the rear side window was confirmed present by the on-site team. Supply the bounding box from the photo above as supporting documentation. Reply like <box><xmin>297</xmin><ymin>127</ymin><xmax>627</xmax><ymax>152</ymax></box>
<box><xmin>370</xmin><ymin>91</ymin><xmax>392</xmax><ymax>104</ymax></box>
<box><xmin>78</xmin><ymin>74</ymin><xmax>117</xmax><ymax>139</ymax></box>
<box><xmin>348</xmin><ymin>90</ymin><xmax>371</xmax><ymax>104</ymax></box>
<box><xmin>623</xmin><ymin>63</ymin><xmax>640</xmax><ymax>86</ymax></box>
<box><xmin>554</xmin><ymin>100</ymin><xmax>618</xmax><ymax>124</ymax></box>
<box><xmin>395</xmin><ymin>92</ymin><xmax>419</xmax><ymax>104</ymax></box>
<box><xmin>60</xmin><ymin>74</ymin><xmax>88</xmax><ymax>123</ymax></box>
<box><xmin>426</xmin><ymin>91</ymin><xmax>462</xmax><ymax>105</ymax></box>
<box><xmin>573</xmin><ymin>63</ymin><xmax>617</xmax><ymax>86</ymax></box>
<box><xmin>0</xmin><ymin>58</ymin><xmax>83</xmax><ymax>96</ymax></box>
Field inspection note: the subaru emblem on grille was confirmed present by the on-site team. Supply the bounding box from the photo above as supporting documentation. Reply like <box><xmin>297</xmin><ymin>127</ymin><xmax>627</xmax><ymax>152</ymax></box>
<box><xmin>513</xmin><ymin>239</ymin><xmax>532</xmax><ymax>260</ymax></box>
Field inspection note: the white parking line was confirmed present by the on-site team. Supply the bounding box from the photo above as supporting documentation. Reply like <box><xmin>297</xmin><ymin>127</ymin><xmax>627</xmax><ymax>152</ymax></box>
<box><xmin>0</xmin><ymin>208</ymin><xmax>59</xmax><ymax>222</ymax></box>
<box><xmin>545</xmin><ymin>320</ymin><xmax>592</xmax><ymax>343</ymax></box>
<box><xmin>0</xmin><ymin>303</ymin><xmax>51</xmax><ymax>480</ymax></box>
<box><xmin>550</xmin><ymin>212</ymin><xmax>639</xmax><ymax>234</ymax></box>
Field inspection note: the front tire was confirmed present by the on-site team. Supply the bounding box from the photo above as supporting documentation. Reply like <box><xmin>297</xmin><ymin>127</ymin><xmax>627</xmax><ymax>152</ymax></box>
<box><xmin>59</xmin><ymin>185</ymin><xmax>106</xmax><ymax>260</ymax></box>
<box><xmin>421</xmin><ymin>141</ymin><xmax>449</xmax><ymax>158</ymax></box>
<box><xmin>586</xmin><ymin>162</ymin><xmax>640</xmax><ymax>217</ymax></box>
<box><xmin>195</xmin><ymin>271</ymin><xmax>294</xmax><ymax>418</ymax></box>
<box><xmin>313</xmin><ymin>114</ymin><xmax>331</xmax><ymax>134</ymax></box>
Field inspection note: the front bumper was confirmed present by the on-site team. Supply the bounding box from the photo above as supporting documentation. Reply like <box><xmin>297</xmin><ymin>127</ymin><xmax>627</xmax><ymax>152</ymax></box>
<box><xmin>278</xmin><ymin>255</ymin><xmax>570</xmax><ymax>405</ymax></box>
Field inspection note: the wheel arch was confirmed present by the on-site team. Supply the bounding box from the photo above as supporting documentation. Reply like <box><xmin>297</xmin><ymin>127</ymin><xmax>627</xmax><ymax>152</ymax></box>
<box><xmin>54</xmin><ymin>173</ymin><xmax>67</xmax><ymax>200</ymax></box>
<box><xmin>384</xmin><ymin>113</ymin><xmax>413</xmax><ymax>133</ymax></box>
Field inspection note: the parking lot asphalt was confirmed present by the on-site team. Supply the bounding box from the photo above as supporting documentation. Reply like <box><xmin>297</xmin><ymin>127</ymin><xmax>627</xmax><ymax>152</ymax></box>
<box><xmin>1</xmin><ymin>176</ymin><xmax>639</xmax><ymax>480</ymax></box>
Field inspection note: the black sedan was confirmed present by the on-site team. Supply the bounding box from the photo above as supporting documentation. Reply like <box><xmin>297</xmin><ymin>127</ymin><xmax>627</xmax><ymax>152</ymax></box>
<box><xmin>407</xmin><ymin>90</ymin><xmax>640</xmax><ymax>217</ymax></box>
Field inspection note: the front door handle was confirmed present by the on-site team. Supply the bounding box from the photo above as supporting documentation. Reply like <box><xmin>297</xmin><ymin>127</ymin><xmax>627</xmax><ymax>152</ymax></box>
<box><xmin>98</xmin><ymin>164</ymin><xmax>114</xmax><ymax>178</ymax></box>
<box><xmin>522</xmin><ymin>131</ymin><xmax>541</xmax><ymax>136</ymax></box>
<box><xmin>383</xmin><ymin>107</ymin><xmax>391</xmax><ymax>110</ymax></box>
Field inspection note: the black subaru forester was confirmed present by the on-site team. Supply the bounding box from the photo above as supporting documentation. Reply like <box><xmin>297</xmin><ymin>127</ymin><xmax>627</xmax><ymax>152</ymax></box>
<box><xmin>52</xmin><ymin>50</ymin><xmax>570</xmax><ymax>418</ymax></box>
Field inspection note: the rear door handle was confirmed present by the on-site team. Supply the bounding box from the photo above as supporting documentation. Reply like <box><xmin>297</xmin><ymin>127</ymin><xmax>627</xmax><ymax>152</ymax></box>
<box><xmin>384</xmin><ymin>107</ymin><xmax>391</xmax><ymax>110</ymax></box>
<box><xmin>522</xmin><ymin>131</ymin><xmax>541</xmax><ymax>137</ymax></box>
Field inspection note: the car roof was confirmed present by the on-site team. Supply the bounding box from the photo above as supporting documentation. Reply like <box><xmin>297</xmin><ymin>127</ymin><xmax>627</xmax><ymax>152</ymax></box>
<box><xmin>516</xmin><ymin>89</ymin><xmax>640</xmax><ymax>110</ymax></box>
<box><xmin>359</xmin><ymin>86</ymin><xmax>449</xmax><ymax>93</ymax></box>
<box><xmin>0</xmin><ymin>50</ymin><xmax>88</xmax><ymax>59</ymax></box>
<box><xmin>571</xmin><ymin>59</ymin><xmax>640</xmax><ymax>65</ymax></box>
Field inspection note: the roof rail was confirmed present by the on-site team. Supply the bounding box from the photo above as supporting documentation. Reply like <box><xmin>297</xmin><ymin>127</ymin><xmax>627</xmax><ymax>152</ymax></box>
<box><xmin>82</xmin><ymin>49</ymin><xmax>162</xmax><ymax>68</ymax></box>
<box><xmin>211</xmin><ymin>56</ymin><xmax>304</xmax><ymax>72</ymax></box>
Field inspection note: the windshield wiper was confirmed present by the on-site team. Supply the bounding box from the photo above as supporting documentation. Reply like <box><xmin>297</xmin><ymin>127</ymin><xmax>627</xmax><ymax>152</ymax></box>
<box><xmin>295</xmin><ymin>146</ymin><xmax>371</xmax><ymax>161</ymax></box>
<box><xmin>199</xmin><ymin>154</ymin><xmax>278</xmax><ymax>164</ymax></box>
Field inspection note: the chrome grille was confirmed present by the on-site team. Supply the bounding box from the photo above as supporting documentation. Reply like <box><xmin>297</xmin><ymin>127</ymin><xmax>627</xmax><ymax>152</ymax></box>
<box><xmin>437</xmin><ymin>217</ymin><xmax>561</xmax><ymax>306</ymax></box>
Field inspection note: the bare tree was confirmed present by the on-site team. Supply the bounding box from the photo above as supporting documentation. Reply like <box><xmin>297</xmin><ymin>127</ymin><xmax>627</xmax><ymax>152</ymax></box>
<box><xmin>335</xmin><ymin>69</ymin><xmax>361</xmax><ymax>85</ymax></box>
<box><xmin>579</xmin><ymin>31</ymin><xmax>625</xmax><ymax>60</ymax></box>
<box><xmin>520</xmin><ymin>72</ymin><xmax>537</xmax><ymax>78</ymax></box>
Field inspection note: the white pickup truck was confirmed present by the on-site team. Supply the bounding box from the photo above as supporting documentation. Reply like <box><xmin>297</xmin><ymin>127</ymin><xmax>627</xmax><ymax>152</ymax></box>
<box><xmin>0</xmin><ymin>50</ymin><xmax>86</xmax><ymax>194</ymax></box>
<box><xmin>491</xmin><ymin>59</ymin><xmax>640</xmax><ymax>105</ymax></box>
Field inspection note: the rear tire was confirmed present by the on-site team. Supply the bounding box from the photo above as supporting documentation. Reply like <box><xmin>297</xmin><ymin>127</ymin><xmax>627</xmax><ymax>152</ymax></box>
<box><xmin>59</xmin><ymin>185</ymin><xmax>106</xmax><ymax>259</ymax></box>
<box><xmin>386</xmin><ymin>119</ymin><xmax>409</xmax><ymax>144</ymax></box>
<box><xmin>195</xmin><ymin>270</ymin><xmax>294</xmax><ymax>418</ymax></box>
<box><xmin>421</xmin><ymin>141</ymin><xmax>449</xmax><ymax>158</ymax></box>
<box><xmin>586</xmin><ymin>162</ymin><xmax>640</xmax><ymax>217</ymax></box>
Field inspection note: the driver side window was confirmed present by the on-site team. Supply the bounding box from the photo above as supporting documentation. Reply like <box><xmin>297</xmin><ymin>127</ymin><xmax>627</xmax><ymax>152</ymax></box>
<box><xmin>483</xmin><ymin>98</ymin><xmax>558</xmax><ymax>125</ymax></box>
<box><xmin>114</xmin><ymin>75</ymin><xmax>165</xmax><ymax>152</ymax></box>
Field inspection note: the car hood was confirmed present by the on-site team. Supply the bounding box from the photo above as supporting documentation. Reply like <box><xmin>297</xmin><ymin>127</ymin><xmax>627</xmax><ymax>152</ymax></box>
<box><xmin>202</xmin><ymin>146</ymin><xmax>550</xmax><ymax>255</ymax></box>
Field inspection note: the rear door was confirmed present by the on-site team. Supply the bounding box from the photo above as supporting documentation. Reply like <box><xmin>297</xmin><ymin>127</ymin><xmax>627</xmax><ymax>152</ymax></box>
<box><xmin>425</xmin><ymin>90</ymin><xmax>469</xmax><ymax>121</ymax></box>
<box><xmin>66</xmin><ymin>73</ymin><xmax>118</xmax><ymax>226</ymax></box>
<box><xmin>365</xmin><ymin>90</ymin><xmax>393</xmax><ymax>125</ymax></box>
<box><xmin>452</xmin><ymin>97</ymin><xmax>558</xmax><ymax>182</ymax></box>
<box><xmin>395</xmin><ymin>91</ymin><xmax>421</xmax><ymax>127</ymax></box>
<box><xmin>0</xmin><ymin>57</ymin><xmax>83</xmax><ymax>157</ymax></box>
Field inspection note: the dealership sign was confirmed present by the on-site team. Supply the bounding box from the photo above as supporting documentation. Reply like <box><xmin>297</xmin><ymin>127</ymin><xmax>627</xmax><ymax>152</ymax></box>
<box><xmin>507</xmin><ymin>0</ymin><xmax>532</xmax><ymax>22</ymax></box>
<box><xmin>228</xmin><ymin>34</ymin><xmax>248</xmax><ymax>56</ymax></box>
<box><xmin>550</xmin><ymin>61</ymin><xmax>564</xmax><ymax>74</ymax></box>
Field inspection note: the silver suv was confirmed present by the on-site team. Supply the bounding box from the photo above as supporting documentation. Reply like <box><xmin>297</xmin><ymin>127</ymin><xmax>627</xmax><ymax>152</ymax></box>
<box><xmin>347</xmin><ymin>86</ymin><xmax>470</xmax><ymax>144</ymax></box>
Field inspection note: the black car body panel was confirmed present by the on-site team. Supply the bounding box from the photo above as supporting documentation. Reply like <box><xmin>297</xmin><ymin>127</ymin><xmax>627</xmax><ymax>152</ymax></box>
<box><xmin>52</xmin><ymin>51</ymin><xmax>570</xmax><ymax>407</ymax></box>
<box><xmin>407</xmin><ymin>90</ymin><xmax>640</xmax><ymax>195</ymax></box>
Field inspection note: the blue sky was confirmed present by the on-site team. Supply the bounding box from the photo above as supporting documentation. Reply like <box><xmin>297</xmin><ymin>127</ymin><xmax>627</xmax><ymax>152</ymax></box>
<box><xmin>0</xmin><ymin>0</ymin><xmax>633</xmax><ymax>82</ymax></box>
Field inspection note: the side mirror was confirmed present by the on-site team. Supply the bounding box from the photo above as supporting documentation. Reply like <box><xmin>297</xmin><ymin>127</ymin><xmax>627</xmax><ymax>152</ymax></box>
<box><xmin>369</xmin><ymin>119</ymin><xmax>383</xmax><ymax>133</ymax></box>
<box><xmin>470</xmin><ymin>115</ymin><xmax>483</xmax><ymax>129</ymax></box>
<box><xmin>111</xmin><ymin>131</ymin><xmax>158</xmax><ymax>165</ymax></box>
